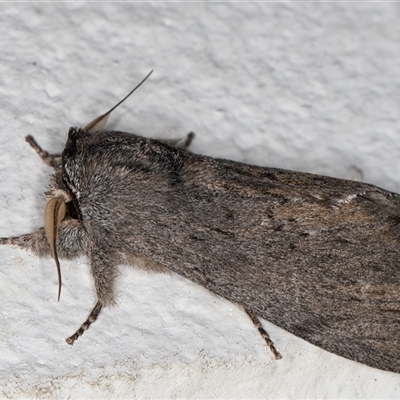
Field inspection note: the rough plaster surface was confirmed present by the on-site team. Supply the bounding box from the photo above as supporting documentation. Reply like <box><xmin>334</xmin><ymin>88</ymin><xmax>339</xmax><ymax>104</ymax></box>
<box><xmin>0</xmin><ymin>3</ymin><xmax>400</xmax><ymax>399</ymax></box>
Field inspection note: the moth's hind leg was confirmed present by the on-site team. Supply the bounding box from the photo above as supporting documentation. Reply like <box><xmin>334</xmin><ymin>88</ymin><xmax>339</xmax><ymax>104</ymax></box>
<box><xmin>244</xmin><ymin>307</ymin><xmax>282</xmax><ymax>360</ymax></box>
<box><xmin>25</xmin><ymin>135</ymin><xmax>61</xmax><ymax>168</ymax></box>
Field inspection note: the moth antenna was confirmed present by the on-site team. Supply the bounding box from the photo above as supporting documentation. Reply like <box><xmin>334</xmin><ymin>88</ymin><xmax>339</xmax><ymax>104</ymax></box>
<box><xmin>44</xmin><ymin>197</ymin><xmax>66</xmax><ymax>301</ymax></box>
<box><xmin>84</xmin><ymin>70</ymin><xmax>154</xmax><ymax>133</ymax></box>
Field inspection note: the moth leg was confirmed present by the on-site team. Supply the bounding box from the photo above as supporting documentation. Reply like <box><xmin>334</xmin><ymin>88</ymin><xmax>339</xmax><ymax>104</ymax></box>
<box><xmin>0</xmin><ymin>219</ymin><xmax>86</xmax><ymax>259</ymax></box>
<box><xmin>179</xmin><ymin>132</ymin><xmax>195</xmax><ymax>150</ymax></box>
<box><xmin>244</xmin><ymin>307</ymin><xmax>282</xmax><ymax>360</ymax></box>
<box><xmin>66</xmin><ymin>253</ymin><xmax>118</xmax><ymax>345</ymax></box>
<box><xmin>25</xmin><ymin>135</ymin><xmax>61</xmax><ymax>168</ymax></box>
<box><xmin>164</xmin><ymin>132</ymin><xmax>195</xmax><ymax>150</ymax></box>
<box><xmin>66</xmin><ymin>301</ymin><xmax>103</xmax><ymax>345</ymax></box>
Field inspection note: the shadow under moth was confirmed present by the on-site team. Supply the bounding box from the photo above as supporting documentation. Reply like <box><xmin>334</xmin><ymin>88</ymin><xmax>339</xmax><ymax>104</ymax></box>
<box><xmin>1</xmin><ymin>71</ymin><xmax>399</xmax><ymax>374</ymax></box>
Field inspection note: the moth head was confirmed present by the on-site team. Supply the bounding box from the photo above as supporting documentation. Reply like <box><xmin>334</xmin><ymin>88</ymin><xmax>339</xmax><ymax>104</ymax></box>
<box><xmin>44</xmin><ymin>71</ymin><xmax>154</xmax><ymax>301</ymax></box>
<box><xmin>44</xmin><ymin>195</ymin><xmax>67</xmax><ymax>302</ymax></box>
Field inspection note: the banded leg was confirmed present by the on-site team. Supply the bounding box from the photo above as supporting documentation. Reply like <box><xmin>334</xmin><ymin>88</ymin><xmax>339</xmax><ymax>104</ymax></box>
<box><xmin>66</xmin><ymin>301</ymin><xmax>103</xmax><ymax>345</ymax></box>
<box><xmin>245</xmin><ymin>307</ymin><xmax>282</xmax><ymax>360</ymax></box>
<box><xmin>66</xmin><ymin>253</ymin><xmax>118</xmax><ymax>344</ymax></box>
<box><xmin>25</xmin><ymin>135</ymin><xmax>61</xmax><ymax>168</ymax></box>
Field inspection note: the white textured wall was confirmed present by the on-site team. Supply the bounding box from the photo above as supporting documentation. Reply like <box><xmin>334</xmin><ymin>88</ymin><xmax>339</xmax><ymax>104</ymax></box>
<box><xmin>1</xmin><ymin>3</ymin><xmax>400</xmax><ymax>398</ymax></box>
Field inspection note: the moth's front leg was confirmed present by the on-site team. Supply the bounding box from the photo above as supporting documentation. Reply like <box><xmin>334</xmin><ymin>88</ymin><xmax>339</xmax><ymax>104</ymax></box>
<box><xmin>0</xmin><ymin>218</ymin><xmax>86</xmax><ymax>259</ymax></box>
<box><xmin>25</xmin><ymin>135</ymin><xmax>62</xmax><ymax>169</ymax></box>
<box><xmin>2</xmin><ymin>219</ymin><xmax>103</xmax><ymax>345</ymax></box>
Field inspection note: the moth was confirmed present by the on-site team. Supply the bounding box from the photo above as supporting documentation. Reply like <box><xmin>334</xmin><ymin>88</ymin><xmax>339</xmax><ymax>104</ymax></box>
<box><xmin>1</xmin><ymin>72</ymin><xmax>400</xmax><ymax>374</ymax></box>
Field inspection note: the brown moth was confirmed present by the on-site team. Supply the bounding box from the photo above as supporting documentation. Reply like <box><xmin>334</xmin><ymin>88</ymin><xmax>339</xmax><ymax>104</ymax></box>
<box><xmin>1</xmin><ymin>72</ymin><xmax>399</xmax><ymax>373</ymax></box>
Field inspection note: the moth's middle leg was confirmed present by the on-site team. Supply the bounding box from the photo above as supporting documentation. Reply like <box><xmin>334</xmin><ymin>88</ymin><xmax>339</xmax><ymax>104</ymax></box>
<box><xmin>66</xmin><ymin>301</ymin><xmax>103</xmax><ymax>345</ymax></box>
<box><xmin>179</xmin><ymin>132</ymin><xmax>195</xmax><ymax>150</ymax></box>
<box><xmin>66</xmin><ymin>253</ymin><xmax>118</xmax><ymax>345</ymax></box>
<box><xmin>163</xmin><ymin>132</ymin><xmax>195</xmax><ymax>150</ymax></box>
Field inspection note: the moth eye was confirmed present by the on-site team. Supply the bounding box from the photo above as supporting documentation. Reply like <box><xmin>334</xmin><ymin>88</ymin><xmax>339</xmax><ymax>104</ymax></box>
<box><xmin>66</xmin><ymin>201</ymin><xmax>79</xmax><ymax>220</ymax></box>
